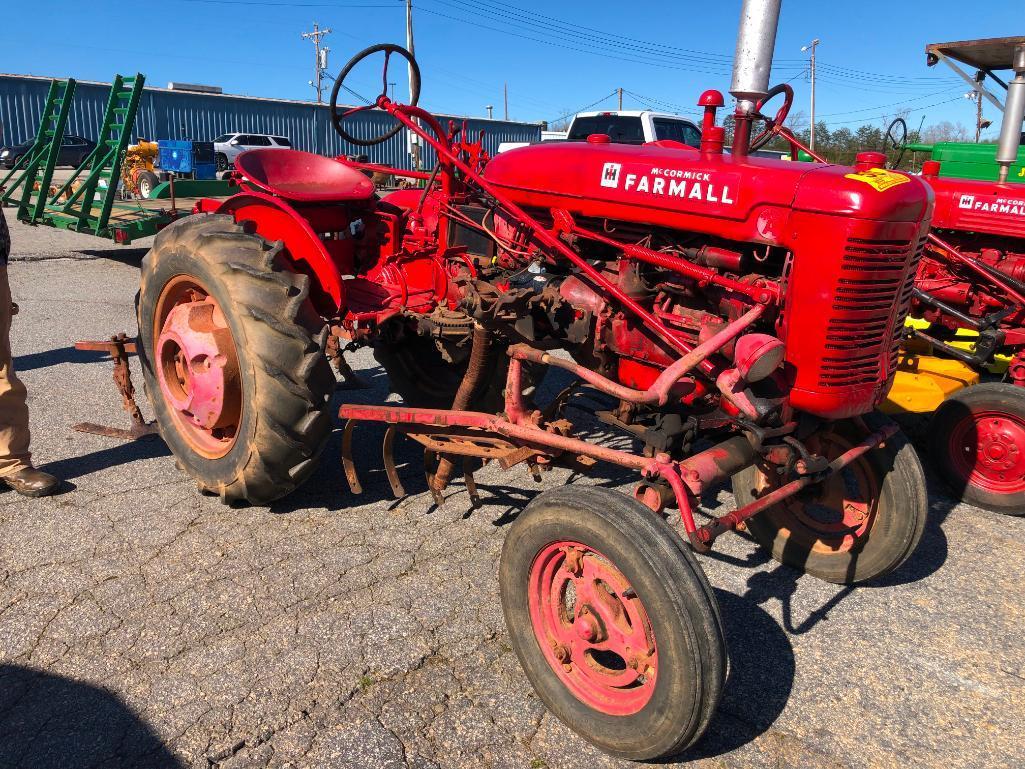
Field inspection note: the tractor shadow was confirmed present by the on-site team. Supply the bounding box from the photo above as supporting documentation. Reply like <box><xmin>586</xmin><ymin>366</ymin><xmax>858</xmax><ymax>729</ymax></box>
<box><xmin>278</xmin><ymin>358</ymin><xmax>961</xmax><ymax>605</ymax></box>
<box><xmin>15</xmin><ymin>345</ymin><xmax>109</xmax><ymax>372</ymax></box>
<box><xmin>73</xmin><ymin>246</ymin><xmax>151</xmax><ymax>267</ymax></box>
<box><xmin>683</xmin><ymin>588</ymin><xmax>795</xmax><ymax>761</ymax></box>
<box><xmin>38</xmin><ymin>435</ymin><xmax>170</xmax><ymax>483</ymax></box>
<box><xmin>270</xmin><ymin>366</ymin><xmax>397</xmax><ymax>514</ymax></box>
<box><xmin>0</xmin><ymin>664</ymin><xmax>183</xmax><ymax>768</ymax></box>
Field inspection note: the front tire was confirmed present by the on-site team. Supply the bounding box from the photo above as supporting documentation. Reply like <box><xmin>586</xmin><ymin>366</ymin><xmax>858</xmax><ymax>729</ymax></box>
<box><xmin>733</xmin><ymin>414</ymin><xmax>927</xmax><ymax>584</ymax></box>
<box><xmin>216</xmin><ymin>153</ymin><xmax>229</xmax><ymax>172</ymax></box>
<box><xmin>500</xmin><ymin>487</ymin><xmax>725</xmax><ymax>760</ymax></box>
<box><xmin>137</xmin><ymin>214</ymin><xmax>334</xmax><ymax>505</ymax></box>
<box><xmin>929</xmin><ymin>382</ymin><xmax>1025</xmax><ymax>515</ymax></box>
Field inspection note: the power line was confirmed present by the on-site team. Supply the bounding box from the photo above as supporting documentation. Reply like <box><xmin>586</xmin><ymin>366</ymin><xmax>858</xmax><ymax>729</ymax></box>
<box><xmin>816</xmin><ymin>61</ymin><xmax>948</xmax><ymax>84</ymax></box>
<box><xmin>827</xmin><ymin>96</ymin><xmax>964</xmax><ymax>126</ymax></box>
<box><xmin>415</xmin><ymin>2</ymin><xmax>806</xmax><ymax>81</ymax></box>
<box><xmin>413</xmin><ymin>4</ymin><xmax>732</xmax><ymax>77</ymax></box>
<box><xmin>621</xmin><ymin>90</ymin><xmax>700</xmax><ymax>117</ymax></box>
<box><xmin>817</xmin><ymin>86</ymin><xmax>964</xmax><ymax>118</ymax></box>
<box><xmin>181</xmin><ymin>0</ymin><xmax>394</xmax><ymax>6</ymax></box>
<box><xmin>422</xmin><ymin>0</ymin><xmax>807</xmax><ymax>67</ymax></box>
<box><xmin>420</xmin><ymin>0</ymin><xmax>955</xmax><ymax>92</ymax></box>
<box><xmin>547</xmin><ymin>92</ymin><xmax>619</xmax><ymax>125</ymax></box>
<box><xmin>814</xmin><ymin>73</ymin><xmax>953</xmax><ymax>95</ymax></box>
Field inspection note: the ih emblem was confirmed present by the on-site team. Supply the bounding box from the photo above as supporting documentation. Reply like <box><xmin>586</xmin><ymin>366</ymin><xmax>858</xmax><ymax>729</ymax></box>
<box><xmin>600</xmin><ymin>162</ymin><xmax>622</xmax><ymax>188</ymax></box>
<box><xmin>958</xmin><ymin>194</ymin><xmax>975</xmax><ymax>210</ymax></box>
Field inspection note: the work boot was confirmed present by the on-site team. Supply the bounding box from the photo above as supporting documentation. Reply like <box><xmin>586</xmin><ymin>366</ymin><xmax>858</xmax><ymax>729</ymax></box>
<box><xmin>2</xmin><ymin>467</ymin><xmax>58</xmax><ymax>497</ymax></box>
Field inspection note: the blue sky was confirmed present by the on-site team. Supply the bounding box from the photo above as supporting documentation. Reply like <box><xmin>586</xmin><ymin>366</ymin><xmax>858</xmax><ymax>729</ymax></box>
<box><xmin>0</xmin><ymin>0</ymin><xmax>1017</xmax><ymax>137</ymax></box>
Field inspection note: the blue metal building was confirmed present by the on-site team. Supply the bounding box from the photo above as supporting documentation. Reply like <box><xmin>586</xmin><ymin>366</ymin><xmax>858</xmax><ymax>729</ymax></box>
<box><xmin>0</xmin><ymin>73</ymin><xmax>542</xmax><ymax>169</ymax></box>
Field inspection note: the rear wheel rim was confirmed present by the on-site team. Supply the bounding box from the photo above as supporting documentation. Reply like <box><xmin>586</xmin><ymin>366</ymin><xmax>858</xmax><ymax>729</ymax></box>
<box><xmin>527</xmin><ymin>540</ymin><xmax>657</xmax><ymax>716</ymax></box>
<box><xmin>948</xmin><ymin>409</ymin><xmax>1025</xmax><ymax>496</ymax></box>
<box><xmin>763</xmin><ymin>431</ymin><xmax>879</xmax><ymax>554</ymax></box>
<box><xmin>153</xmin><ymin>275</ymin><xmax>243</xmax><ymax>459</ymax></box>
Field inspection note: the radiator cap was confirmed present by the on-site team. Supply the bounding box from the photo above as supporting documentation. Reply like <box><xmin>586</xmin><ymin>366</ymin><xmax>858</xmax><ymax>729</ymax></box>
<box><xmin>854</xmin><ymin>151</ymin><xmax>887</xmax><ymax>172</ymax></box>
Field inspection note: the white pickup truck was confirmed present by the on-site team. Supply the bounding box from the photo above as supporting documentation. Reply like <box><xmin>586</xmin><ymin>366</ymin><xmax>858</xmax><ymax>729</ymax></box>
<box><xmin>497</xmin><ymin>110</ymin><xmax>702</xmax><ymax>153</ymax></box>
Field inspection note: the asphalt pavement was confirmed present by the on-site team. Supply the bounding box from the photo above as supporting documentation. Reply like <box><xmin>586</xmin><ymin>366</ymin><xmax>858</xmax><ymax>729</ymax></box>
<box><xmin>0</xmin><ymin>207</ymin><xmax>1022</xmax><ymax>769</ymax></box>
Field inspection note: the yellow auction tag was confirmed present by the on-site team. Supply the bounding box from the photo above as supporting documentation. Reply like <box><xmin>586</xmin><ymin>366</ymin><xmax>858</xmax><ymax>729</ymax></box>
<box><xmin>844</xmin><ymin>167</ymin><xmax>911</xmax><ymax>192</ymax></box>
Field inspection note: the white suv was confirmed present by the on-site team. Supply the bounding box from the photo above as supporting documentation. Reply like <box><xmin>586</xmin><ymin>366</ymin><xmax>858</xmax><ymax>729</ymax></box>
<box><xmin>213</xmin><ymin>133</ymin><xmax>292</xmax><ymax>170</ymax></box>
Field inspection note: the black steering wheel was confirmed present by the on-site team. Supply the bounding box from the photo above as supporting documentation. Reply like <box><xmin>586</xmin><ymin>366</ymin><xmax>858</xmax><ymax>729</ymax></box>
<box><xmin>330</xmin><ymin>43</ymin><xmax>421</xmax><ymax>147</ymax></box>
<box><xmin>750</xmin><ymin>83</ymin><xmax>794</xmax><ymax>152</ymax></box>
<box><xmin>883</xmin><ymin>117</ymin><xmax>908</xmax><ymax>169</ymax></box>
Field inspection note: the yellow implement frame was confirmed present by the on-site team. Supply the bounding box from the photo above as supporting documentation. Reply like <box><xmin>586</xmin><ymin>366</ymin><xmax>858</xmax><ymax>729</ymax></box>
<box><xmin>881</xmin><ymin>320</ymin><xmax>1009</xmax><ymax>414</ymax></box>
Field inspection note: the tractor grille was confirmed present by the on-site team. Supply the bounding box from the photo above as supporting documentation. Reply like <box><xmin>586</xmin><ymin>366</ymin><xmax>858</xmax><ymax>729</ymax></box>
<box><xmin>818</xmin><ymin>235</ymin><xmax>923</xmax><ymax>388</ymax></box>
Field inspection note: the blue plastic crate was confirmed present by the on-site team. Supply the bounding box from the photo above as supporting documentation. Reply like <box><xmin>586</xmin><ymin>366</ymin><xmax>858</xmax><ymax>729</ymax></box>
<box><xmin>158</xmin><ymin>140</ymin><xmax>194</xmax><ymax>174</ymax></box>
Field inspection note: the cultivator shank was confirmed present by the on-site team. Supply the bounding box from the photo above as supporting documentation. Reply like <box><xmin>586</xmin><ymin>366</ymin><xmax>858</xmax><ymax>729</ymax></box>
<box><xmin>72</xmin><ymin>334</ymin><xmax>156</xmax><ymax>440</ymax></box>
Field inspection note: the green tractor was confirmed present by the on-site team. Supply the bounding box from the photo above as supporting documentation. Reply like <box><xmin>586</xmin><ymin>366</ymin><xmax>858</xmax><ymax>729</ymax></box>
<box><xmin>908</xmin><ymin>139</ymin><xmax>1025</xmax><ymax>183</ymax></box>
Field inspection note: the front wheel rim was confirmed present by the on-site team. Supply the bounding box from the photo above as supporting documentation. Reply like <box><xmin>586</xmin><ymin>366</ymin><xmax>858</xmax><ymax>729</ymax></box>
<box><xmin>948</xmin><ymin>409</ymin><xmax>1025</xmax><ymax>496</ymax></box>
<box><xmin>763</xmin><ymin>431</ymin><xmax>879</xmax><ymax>554</ymax></box>
<box><xmin>527</xmin><ymin>541</ymin><xmax>658</xmax><ymax>716</ymax></box>
<box><xmin>153</xmin><ymin>275</ymin><xmax>243</xmax><ymax>459</ymax></box>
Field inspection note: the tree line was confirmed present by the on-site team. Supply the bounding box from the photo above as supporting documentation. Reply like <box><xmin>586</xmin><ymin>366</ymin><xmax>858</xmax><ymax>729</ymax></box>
<box><xmin>734</xmin><ymin>111</ymin><xmax>982</xmax><ymax>170</ymax></box>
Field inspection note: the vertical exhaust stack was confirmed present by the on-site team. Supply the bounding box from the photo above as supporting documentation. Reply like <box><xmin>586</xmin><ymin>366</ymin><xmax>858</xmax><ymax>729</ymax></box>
<box><xmin>996</xmin><ymin>44</ymin><xmax>1025</xmax><ymax>183</ymax></box>
<box><xmin>729</xmin><ymin>0</ymin><xmax>783</xmax><ymax>157</ymax></box>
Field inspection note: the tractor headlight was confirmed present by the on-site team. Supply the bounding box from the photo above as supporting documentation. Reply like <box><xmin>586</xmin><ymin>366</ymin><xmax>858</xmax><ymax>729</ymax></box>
<box><xmin>733</xmin><ymin>334</ymin><xmax>785</xmax><ymax>383</ymax></box>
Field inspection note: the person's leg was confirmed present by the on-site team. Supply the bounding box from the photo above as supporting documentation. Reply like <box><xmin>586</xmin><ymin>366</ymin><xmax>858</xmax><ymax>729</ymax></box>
<box><xmin>0</xmin><ymin>265</ymin><xmax>32</xmax><ymax>474</ymax></box>
<box><xmin>0</xmin><ymin>264</ymin><xmax>55</xmax><ymax>496</ymax></box>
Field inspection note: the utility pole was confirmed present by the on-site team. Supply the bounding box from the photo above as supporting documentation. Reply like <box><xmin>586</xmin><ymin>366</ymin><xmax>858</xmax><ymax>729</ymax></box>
<box><xmin>301</xmin><ymin>22</ymin><xmax>332</xmax><ymax>103</ymax></box>
<box><xmin>404</xmin><ymin>0</ymin><xmax>421</xmax><ymax>170</ymax></box>
<box><xmin>964</xmin><ymin>90</ymin><xmax>991</xmax><ymax>143</ymax></box>
<box><xmin>404</xmin><ymin>0</ymin><xmax>416</xmax><ymax>101</ymax></box>
<box><xmin>974</xmin><ymin>91</ymin><xmax>983</xmax><ymax>142</ymax></box>
<box><xmin>504</xmin><ymin>83</ymin><xmax>509</xmax><ymax>120</ymax></box>
<box><xmin>970</xmin><ymin>70</ymin><xmax>989</xmax><ymax>142</ymax></box>
<box><xmin>802</xmin><ymin>38</ymin><xmax>820</xmax><ymax>150</ymax></box>
<box><xmin>618</xmin><ymin>87</ymin><xmax>623</xmax><ymax>110</ymax></box>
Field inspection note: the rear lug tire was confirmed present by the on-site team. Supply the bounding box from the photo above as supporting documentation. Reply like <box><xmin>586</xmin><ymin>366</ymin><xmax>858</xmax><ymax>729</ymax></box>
<box><xmin>137</xmin><ymin>214</ymin><xmax>334</xmax><ymax>505</ymax></box>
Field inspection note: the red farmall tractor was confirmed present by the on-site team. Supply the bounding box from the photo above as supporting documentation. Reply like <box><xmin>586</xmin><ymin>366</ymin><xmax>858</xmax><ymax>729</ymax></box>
<box><xmin>767</xmin><ymin>40</ymin><xmax>1025</xmax><ymax>514</ymax></box>
<box><xmin>887</xmin><ymin>39</ymin><xmax>1025</xmax><ymax>514</ymax></box>
<box><xmin>134</xmin><ymin>1</ymin><xmax>930</xmax><ymax>759</ymax></box>
<box><xmin>902</xmin><ymin>159</ymin><xmax>1025</xmax><ymax>515</ymax></box>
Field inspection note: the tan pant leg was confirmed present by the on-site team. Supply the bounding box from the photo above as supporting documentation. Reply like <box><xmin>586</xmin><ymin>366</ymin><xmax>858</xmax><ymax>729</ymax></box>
<box><xmin>0</xmin><ymin>266</ymin><xmax>31</xmax><ymax>476</ymax></box>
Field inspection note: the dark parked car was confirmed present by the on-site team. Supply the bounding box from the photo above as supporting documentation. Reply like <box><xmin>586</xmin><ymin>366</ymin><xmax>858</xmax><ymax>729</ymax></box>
<box><xmin>0</xmin><ymin>135</ymin><xmax>96</xmax><ymax>169</ymax></box>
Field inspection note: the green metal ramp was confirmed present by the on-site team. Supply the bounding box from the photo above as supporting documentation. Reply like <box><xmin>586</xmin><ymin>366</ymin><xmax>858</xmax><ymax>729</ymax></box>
<box><xmin>0</xmin><ymin>73</ymin><xmax>193</xmax><ymax>244</ymax></box>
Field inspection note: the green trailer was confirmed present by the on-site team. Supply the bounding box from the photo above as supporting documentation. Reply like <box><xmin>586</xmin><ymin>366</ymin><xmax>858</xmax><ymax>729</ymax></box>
<box><xmin>0</xmin><ymin>74</ymin><xmax>222</xmax><ymax>244</ymax></box>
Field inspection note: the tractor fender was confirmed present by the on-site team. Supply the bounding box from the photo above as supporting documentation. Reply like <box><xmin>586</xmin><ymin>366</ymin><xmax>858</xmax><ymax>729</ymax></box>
<box><xmin>216</xmin><ymin>191</ymin><xmax>344</xmax><ymax>317</ymax></box>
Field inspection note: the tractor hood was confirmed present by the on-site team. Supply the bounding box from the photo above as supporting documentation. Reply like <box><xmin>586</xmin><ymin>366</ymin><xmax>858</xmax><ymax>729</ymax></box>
<box><xmin>484</xmin><ymin>141</ymin><xmax>933</xmax><ymax>246</ymax></box>
<box><xmin>922</xmin><ymin>174</ymin><xmax>1025</xmax><ymax>240</ymax></box>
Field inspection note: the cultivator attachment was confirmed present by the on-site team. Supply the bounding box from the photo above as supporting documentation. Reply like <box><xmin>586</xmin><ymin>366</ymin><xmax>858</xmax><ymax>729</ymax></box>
<box><xmin>337</xmin><ymin>346</ymin><xmax>900</xmax><ymax>554</ymax></box>
<box><xmin>72</xmin><ymin>334</ymin><xmax>157</xmax><ymax>440</ymax></box>
<box><xmin>340</xmin><ymin>407</ymin><xmax>543</xmax><ymax>508</ymax></box>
